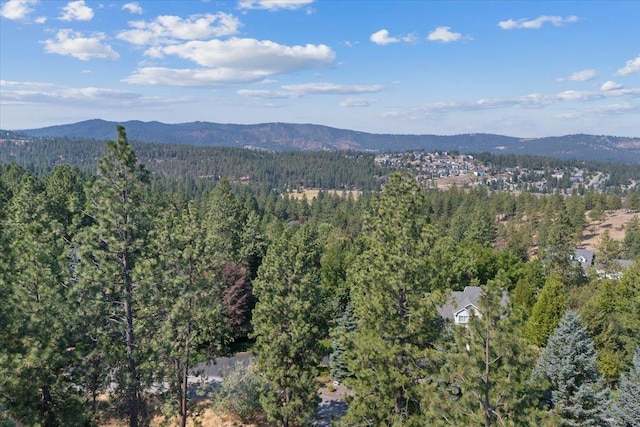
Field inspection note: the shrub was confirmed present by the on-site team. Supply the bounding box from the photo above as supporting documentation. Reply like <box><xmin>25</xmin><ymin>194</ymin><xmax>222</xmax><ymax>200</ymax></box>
<box><xmin>210</xmin><ymin>361</ymin><xmax>263</xmax><ymax>423</ymax></box>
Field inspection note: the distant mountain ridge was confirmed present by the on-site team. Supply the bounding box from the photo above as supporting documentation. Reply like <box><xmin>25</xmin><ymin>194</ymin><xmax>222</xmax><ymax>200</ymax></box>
<box><xmin>15</xmin><ymin>119</ymin><xmax>640</xmax><ymax>163</ymax></box>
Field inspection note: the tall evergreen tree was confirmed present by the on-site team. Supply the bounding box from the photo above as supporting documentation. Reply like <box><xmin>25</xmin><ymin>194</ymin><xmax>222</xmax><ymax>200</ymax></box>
<box><xmin>524</xmin><ymin>273</ymin><xmax>566</xmax><ymax>347</ymax></box>
<box><xmin>142</xmin><ymin>203</ymin><xmax>230</xmax><ymax>427</ymax></box>
<box><xmin>343</xmin><ymin>173</ymin><xmax>443</xmax><ymax>426</ymax></box>
<box><xmin>613</xmin><ymin>347</ymin><xmax>640</xmax><ymax>427</ymax></box>
<box><xmin>425</xmin><ymin>279</ymin><xmax>540</xmax><ymax>426</ymax></box>
<box><xmin>74</xmin><ymin>126</ymin><xmax>151</xmax><ymax>427</ymax></box>
<box><xmin>205</xmin><ymin>177</ymin><xmax>242</xmax><ymax>262</ymax></box>
<box><xmin>329</xmin><ymin>304</ymin><xmax>356</xmax><ymax>383</ymax></box>
<box><xmin>530</xmin><ymin>312</ymin><xmax>612</xmax><ymax>426</ymax></box>
<box><xmin>0</xmin><ymin>175</ymin><xmax>89</xmax><ymax>426</ymax></box>
<box><xmin>251</xmin><ymin>223</ymin><xmax>326</xmax><ymax>427</ymax></box>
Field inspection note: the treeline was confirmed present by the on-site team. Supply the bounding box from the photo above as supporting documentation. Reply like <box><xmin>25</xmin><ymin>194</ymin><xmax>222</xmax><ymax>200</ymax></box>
<box><xmin>0</xmin><ymin>135</ymin><xmax>387</xmax><ymax>195</ymax></box>
<box><xmin>1</xmin><ymin>127</ymin><xmax>639</xmax><ymax>426</ymax></box>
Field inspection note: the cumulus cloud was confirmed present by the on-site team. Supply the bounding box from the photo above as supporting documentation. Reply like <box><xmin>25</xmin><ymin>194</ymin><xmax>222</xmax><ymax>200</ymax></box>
<box><xmin>117</xmin><ymin>13</ymin><xmax>240</xmax><ymax>45</ymax></box>
<box><xmin>370</xmin><ymin>29</ymin><xmax>398</xmax><ymax>45</ymax></box>
<box><xmin>239</xmin><ymin>83</ymin><xmax>383</xmax><ymax>99</ymax></box>
<box><xmin>427</xmin><ymin>26</ymin><xmax>468</xmax><ymax>43</ymax></box>
<box><xmin>556</xmin><ymin>69</ymin><xmax>598</xmax><ymax>82</ymax></box>
<box><xmin>59</xmin><ymin>0</ymin><xmax>93</xmax><ymax>21</ymax></box>
<box><xmin>43</xmin><ymin>29</ymin><xmax>119</xmax><ymax>60</ymax></box>
<box><xmin>0</xmin><ymin>0</ymin><xmax>37</xmax><ymax>20</ymax></box>
<box><xmin>601</xmin><ymin>80</ymin><xmax>623</xmax><ymax>91</ymax></box>
<box><xmin>122</xmin><ymin>2</ymin><xmax>143</xmax><ymax>14</ymax></box>
<box><xmin>499</xmin><ymin>15</ymin><xmax>578</xmax><ymax>30</ymax></box>
<box><xmin>155</xmin><ymin>38</ymin><xmax>334</xmax><ymax>71</ymax></box>
<box><xmin>616</xmin><ymin>55</ymin><xmax>640</xmax><ymax>76</ymax></box>
<box><xmin>370</xmin><ymin>29</ymin><xmax>416</xmax><ymax>45</ymax></box>
<box><xmin>340</xmin><ymin>97</ymin><xmax>378</xmax><ymax>107</ymax></box>
<box><xmin>124</xmin><ymin>36</ymin><xmax>335</xmax><ymax>87</ymax></box>
<box><xmin>238</xmin><ymin>0</ymin><xmax>314</xmax><ymax>10</ymax></box>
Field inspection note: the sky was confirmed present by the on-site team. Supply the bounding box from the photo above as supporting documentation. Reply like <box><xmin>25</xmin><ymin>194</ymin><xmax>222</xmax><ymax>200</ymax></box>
<box><xmin>1</xmin><ymin>0</ymin><xmax>639</xmax><ymax>137</ymax></box>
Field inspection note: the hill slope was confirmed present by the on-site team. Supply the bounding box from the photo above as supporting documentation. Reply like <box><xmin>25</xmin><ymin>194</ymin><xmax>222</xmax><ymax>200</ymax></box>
<box><xmin>15</xmin><ymin>119</ymin><xmax>640</xmax><ymax>162</ymax></box>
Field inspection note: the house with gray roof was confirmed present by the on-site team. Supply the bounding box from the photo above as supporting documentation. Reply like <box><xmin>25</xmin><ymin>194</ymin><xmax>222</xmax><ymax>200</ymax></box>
<box><xmin>572</xmin><ymin>249</ymin><xmax>595</xmax><ymax>269</ymax></box>
<box><xmin>437</xmin><ymin>286</ymin><xmax>482</xmax><ymax>325</ymax></box>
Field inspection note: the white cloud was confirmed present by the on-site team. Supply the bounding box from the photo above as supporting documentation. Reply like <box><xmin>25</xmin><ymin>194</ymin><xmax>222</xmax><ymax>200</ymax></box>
<box><xmin>117</xmin><ymin>13</ymin><xmax>240</xmax><ymax>45</ymax></box>
<box><xmin>556</xmin><ymin>69</ymin><xmax>598</xmax><ymax>82</ymax></box>
<box><xmin>152</xmin><ymin>38</ymin><xmax>335</xmax><ymax>72</ymax></box>
<box><xmin>122</xmin><ymin>2</ymin><xmax>143</xmax><ymax>15</ymax></box>
<box><xmin>601</xmin><ymin>80</ymin><xmax>623</xmax><ymax>91</ymax></box>
<box><xmin>239</xmin><ymin>83</ymin><xmax>384</xmax><ymax>99</ymax></box>
<box><xmin>616</xmin><ymin>55</ymin><xmax>640</xmax><ymax>76</ymax></box>
<box><xmin>34</xmin><ymin>15</ymin><xmax>46</xmax><ymax>23</ymax></box>
<box><xmin>238</xmin><ymin>0</ymin><xmax>314</xmax><ymax>10</ymax></box>
<box><xmin>59</xmin><ymin>0</ymin><xmax>93</xmax><ymax>21</ymax></box>
<box><xmin>0</xmin><ymin>85</ymin><xmax>142</xmax><ymax>105</ymax></box>
<box><xmin>427</xmin><ymin>26</ymin><xmax>467</xmax><ymax>43</ymax></box>
<box><xmin>594</xmin><ymin>103</ymin><xmax>639</xmax><ymax>114</ymax></box>
<box><xmin>382</xmin><ymin>86</ymin><xmax>640</xmax><ymax>119</ymax></box>
<box><xmin>370</xmin><ymin>29</ymin><xmax>416</xmax><ymax>45</ymax></box>
<box><xmin>340</xmin><ymin>97</ymin><xmax>378</xmax><ymax>107</ymax></box>
<box><xmin>499</xmin><ymin>15</ymin><xmax>578</xmax><ymax>30</ymax></box>
<box><xmin>0</xmin><ymin>0</ymin><xmax>37</xmax><ymax>20</ymax></box>
<box><xmin>0</xmin><ymin>79</ymin><xmax>57</xmax><ymax>88</ymax></box>
<box><xmin>123</xmin><ymin>67</ymin><xmax>270</xmax><ymax>87</ymax></box>
<box><xmin>43</xmin><ymin>29</ymin><xmax>119</xmax><ymax>61</ymax></box>
<box><xmin>370</xmin><ymin>29</ymin><xmax>398</xmax><ymax>45</ymax></box>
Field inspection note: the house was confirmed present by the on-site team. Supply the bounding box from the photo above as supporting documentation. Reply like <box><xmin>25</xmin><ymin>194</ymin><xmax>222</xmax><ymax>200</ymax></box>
<box><xmin>437</xmin><ymin>286</ymin><xmax>482</xmax><ymax>325</ymax></box>
<box><xmin>573</xmin><ymin>249</ymin><xmax>595</xmax><ymax>269</ymax></box>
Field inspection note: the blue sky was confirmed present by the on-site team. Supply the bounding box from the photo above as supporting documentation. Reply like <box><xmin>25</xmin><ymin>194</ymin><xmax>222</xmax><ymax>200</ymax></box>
<box><xmin>1</xmin><ymin>0</ymin><xmax>639</xmax><ymax>137</ymax></box>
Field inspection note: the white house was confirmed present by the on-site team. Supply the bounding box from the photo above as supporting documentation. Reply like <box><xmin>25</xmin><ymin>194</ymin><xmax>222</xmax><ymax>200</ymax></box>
<box><xmin>437</xmin><ymin>286</ymin><xmax>482</xmax><ymax>325</ymax></box>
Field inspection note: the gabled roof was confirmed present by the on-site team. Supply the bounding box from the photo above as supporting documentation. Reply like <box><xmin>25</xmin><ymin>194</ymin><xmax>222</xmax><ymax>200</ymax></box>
<box><xmin>573</xmin><ymin>249</ymin><xmax>595</xmax><ymax>268</ymax></box>
<box><xmin>437</xmin><ymin>286</ymin><xmax>482</xmax><ymax>322</ymax></box>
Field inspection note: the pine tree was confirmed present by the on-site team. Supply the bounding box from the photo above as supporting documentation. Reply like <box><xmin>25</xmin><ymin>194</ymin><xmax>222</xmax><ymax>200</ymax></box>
<box><xmin>205</xmin><ymin>177</ymin><xmax>242</xmax><ymax>262</ymax></box>
<box><xmin>343</xmin><ymin>173</ymin><xmax>443</xmax><ymax>426</ymax></box>
<box><xmin>613</xmin><ymin>347</ymin><xmax>640</xmax><ymax>427</ymax></box>
<box><xmin>0</xmin><ymin>175</ymin><xmax>89</xmax><ymax>426</ymax></box>
<box><xmin>530</xmin><ymin>312</ymin><xmax>612</xmax><ymax>426</ymax></box>
<box><xmin>251</xmin><ymin>223</ymin><xmax>326</xmax><ymax>427</ymax></box>
<box><xmin>425</xmin><ymin>279</ymin><xmax>540</xmax><ymax>426</ymax></box>
<box><xmin>142</xmin><ymin>203</ymin><xmax>231</xmax><ymax>427</ymax></box>
<box><xmin>74</xmin><ymin>126</ymin><xmax>151</xmax><ymax>427</ymax></box>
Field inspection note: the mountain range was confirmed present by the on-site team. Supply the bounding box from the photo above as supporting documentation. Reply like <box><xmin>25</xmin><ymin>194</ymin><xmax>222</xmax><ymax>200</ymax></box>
<box><xmin>14</xmin><ymin>119</ymin><xmax>640</xmax><ymax>163</ymax></box>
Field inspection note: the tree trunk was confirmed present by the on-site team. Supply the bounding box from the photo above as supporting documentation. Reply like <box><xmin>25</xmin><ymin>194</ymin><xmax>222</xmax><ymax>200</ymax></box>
<box><xmin>125</xmin><ymin>291</ymin><xmax>138</xmax><ymax>427</ymax></box>
<box><xmin>484</xmin><ymin>318</ymin><xmax>491</xmax><ymax>427</ymax></box>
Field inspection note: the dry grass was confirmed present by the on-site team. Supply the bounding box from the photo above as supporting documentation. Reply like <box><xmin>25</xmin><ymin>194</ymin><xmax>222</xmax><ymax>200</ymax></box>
<box><xmin>580</xmin><ymin>209</ymin><xmax>640</xmax><ymax>250</ymax></box>
<box><xmin>286</xmin><ymin>188</ymin><xmax>361</xmax><ymax>200</ymax></box>
<box><xmin>95</xmin><ymin>397</ymin><xmax>269</xmax><ymax>427</ymax></box>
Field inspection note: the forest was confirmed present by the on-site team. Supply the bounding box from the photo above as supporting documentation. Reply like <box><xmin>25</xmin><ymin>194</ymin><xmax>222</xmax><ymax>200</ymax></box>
<box><xmin>1</xmin><ymin>126</ymin><xmax>639</xmax><ymax>427</ymax></box>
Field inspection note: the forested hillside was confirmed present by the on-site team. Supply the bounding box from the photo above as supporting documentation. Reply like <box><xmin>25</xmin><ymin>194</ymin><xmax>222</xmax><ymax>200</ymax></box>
<box><xmin>14</xmin><ymin>119</ymin><xmax>640</xmax><ymax>162</ymax></box>
<box><xmin>0</xmin><ymin>131</ymin><xmax>387</xmax><ymax>194</ymax></box>
<box><xmin>1</xmin><ymin>126</ymin><xmax>640</xmax><ymax>426</ymax></box>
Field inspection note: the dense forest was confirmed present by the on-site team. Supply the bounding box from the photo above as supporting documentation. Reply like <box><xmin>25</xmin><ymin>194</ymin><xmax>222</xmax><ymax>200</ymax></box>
<box><xmin>1</xmin><ymin>126</ymin><xmax>640</xmax><ymax>426</ymax></box>
<box><xmin>0</xmin><ymin>132</ymin><xmax>387</xmax><ymax>195</ymax></box>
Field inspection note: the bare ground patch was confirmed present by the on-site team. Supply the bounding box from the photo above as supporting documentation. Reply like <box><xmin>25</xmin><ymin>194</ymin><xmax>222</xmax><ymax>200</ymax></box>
<box><xmin>580</xmin><ymin>209</ymin><xmax>640</xmax><ymax>250</ymax></box>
